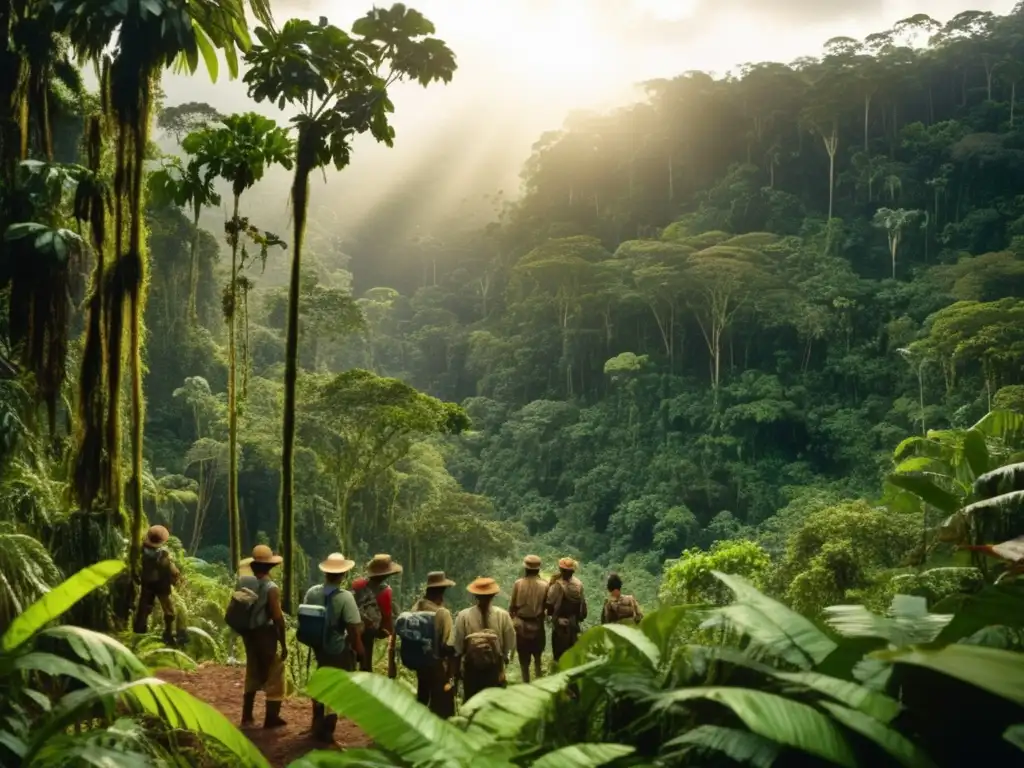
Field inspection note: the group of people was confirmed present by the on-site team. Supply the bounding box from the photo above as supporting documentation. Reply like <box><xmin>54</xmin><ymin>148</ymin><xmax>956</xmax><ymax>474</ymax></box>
<box><xmin>133</xmin><ymin>524</ymin><xmax>644</xmax><ymax>745</ymax></box>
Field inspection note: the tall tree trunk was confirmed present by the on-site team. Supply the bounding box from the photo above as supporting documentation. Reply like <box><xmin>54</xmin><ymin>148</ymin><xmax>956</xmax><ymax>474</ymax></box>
<box><xmin>279</xmin><ymin>130</ymin><xmax>315</xmax><ymax>615</ymax></box>
<box><xmin>188</xmin><ymin>204</ymin><xmax>201</xmax><ymax>323</ymax></box>
<box><xmin>227</xmin><ymin>193</ymin><xmax>241</xmax><ymax>571</ymax></box>
<box><xmin>1012</xmin><ymin>81</ymin><xmax>1017</xmax><ymax>127</ymax></box>
<box><xmin>863</xmin><ymin>94</ymin><xmax>871</xmax><ymax>153</ymax></box>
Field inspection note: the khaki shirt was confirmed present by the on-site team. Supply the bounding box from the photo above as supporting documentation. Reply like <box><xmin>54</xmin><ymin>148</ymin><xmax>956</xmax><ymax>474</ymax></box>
<box><xmin>453</xmin><ymin>604</ymin><xmax>516</xmax><ymax>658</ymax></box>
<box><xmin>510</xmin><ymin>576</ymin><xmax>548</xmax><ymax>620</ymax></box>
<box><xmin>412</xmin><ymin>597</ymin><xmax>454</xmax><ymax>652</ymax></box>
<box><xmin>546</xmin><ymin>577</ymin><xmax>588</xmax><ymax>621</ymax></box>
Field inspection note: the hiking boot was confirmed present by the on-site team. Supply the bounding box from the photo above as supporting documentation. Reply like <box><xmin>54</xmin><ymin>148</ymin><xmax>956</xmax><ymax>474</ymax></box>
<box><xmin>241</xmin><ymin>693</ymin><xmax>256</xmax><ymax>727</ymax></box>
<box><xmin>264</xmin><ymin>700</ymin><xmax>287</xmax><ymax>729</ymax></box>
<box><xmin>315</xmin><ymin>714</ymin><xmax>338</xmax><ymax>744</ymax></box>
<box><xmin>311</xmin><ymin>701</ymin><xmax>324</xmax><ymax>733</ymax></box>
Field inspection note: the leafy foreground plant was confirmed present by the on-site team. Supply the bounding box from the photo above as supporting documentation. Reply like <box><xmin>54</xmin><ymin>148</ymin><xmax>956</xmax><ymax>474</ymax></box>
<box><xmin>296</xmin><ymin>571</ymin><xmax>1024</xmax><ymax>766</ymax></box>
<box><xmin>0</xmin><ymin>560</ymin><xmax>270</xmax><ymax>767</ymax></box>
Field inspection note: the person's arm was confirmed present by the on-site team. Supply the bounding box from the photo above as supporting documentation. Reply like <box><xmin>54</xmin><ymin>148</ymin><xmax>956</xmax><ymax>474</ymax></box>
<box><xmin>452</xmin><ymin>612</ymin><xmax>465</xmax><ymax>680</ymax></box>
<box><xmin>340</xmin><ymin>592</ymin><xmax>365</xmax><ymax>657</ymax></box>
<box><xmin>579</xmin><ymin>584</ymin><xmax>588</xmax><ymax>622</ymax></box>
<box><xmin>509</xmin><ymin>582</ymin><xmax>520</xmax><ymax>619</ymax></box>
<box><xmin>268</xmin><ymin>586</ymin><xmax>287</xmax><ymax>660</ymax></box>
<box><xmin>633</xmin><ymin>597</ymin><xmax>644</xmax><ymax>624</ymax></box>
<box><xmin>545</xmin><ymin>582</ymin><xmax>557</xmax><ymax>618</ymax></box>
<box><xmin>502</xmin><ymin>613</ymin><xmax>516</xmax><ymax>663</ymax></box>
<box><xmin>600</xmin><ymin>599</ymin><xmax>610</xmax><ymax>625</ymax></box>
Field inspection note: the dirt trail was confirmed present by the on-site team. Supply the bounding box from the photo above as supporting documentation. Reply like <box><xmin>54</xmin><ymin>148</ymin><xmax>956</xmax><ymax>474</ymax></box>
<box><xmin>158</xmin><ymin>664</ymin><xmax>369</xmax><ymax>767</ymax></box>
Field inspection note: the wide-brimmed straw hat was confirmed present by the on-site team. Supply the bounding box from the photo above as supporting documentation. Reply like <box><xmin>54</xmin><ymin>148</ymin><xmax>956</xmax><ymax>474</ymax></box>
<box><xmin>143</xmin><ymin>525</ymin><xmax>169</xmax><ymax>549</ymax></box>
<box><xmin>558</xmin><ymin>557</ymin><xmax>577</xmax><ymax>571</ymax></box>
<box><xmin>366</xmin><ymin>553</ymin><xmax>403</xmax><ymax>577</ymax></box>
<box><xmin>319</xmin><ymin>552</ymin><xmax>355</xmax><ymax>574</ymax></box>
<box><xmin>467</xmin><ymin>577</ymin><xmax>500</xmax><ymax>596</ymax></box>
<box><xmin>426</xmin><ymin>571</ymin><xmax>456</xmax><ymax>589</ymax></box>
<box><xmin>523</xmin><ymin>554</ymin><xmax>542</xmax><ymax>569</ymax></box>
<box><xmin>239</xmin><ymin>544</ymin><xmax>282</xmax><ymax>568</ymax></box>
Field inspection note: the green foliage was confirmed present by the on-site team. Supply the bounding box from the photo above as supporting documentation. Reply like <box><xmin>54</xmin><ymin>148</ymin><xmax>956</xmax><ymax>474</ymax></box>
<box><xmin>660</xmin><ymin>540</ymin><xmax>771</xmax><ymax>605</ymax></box>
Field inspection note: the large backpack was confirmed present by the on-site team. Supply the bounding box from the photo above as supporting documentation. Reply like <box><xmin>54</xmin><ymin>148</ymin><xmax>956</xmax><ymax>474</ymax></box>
<box><xmin>225</xmin><ymin>578</ymin><xmax>269</xmax><ymax>635</ymax></box>
<box><xmin>607</xmin><ymin>595</ymin><xmax>639</xmax><ymax>623</ymax></box>
<box><xmin>353</xmin><ymin>583</ymin><xmax>383</xmax><ymax>631</ymax></box>
<box><xmin>464</xmin><ymin>630</ymin><xmax>502</xmax><ymax>672</ymax></box>
<box><xmin>395</xmin><ymin>610</ymin><xmax>437</xmax><ymax>671</ymax></box>
<box><xmin>141</xmin><ymin>547</ymin><xmax>173</xmax><ymax>593</ymax></box>
<box><xmin>296</xmin><ymin>586</ymin><xmax>338</xmax><ymax>651</ymax></box>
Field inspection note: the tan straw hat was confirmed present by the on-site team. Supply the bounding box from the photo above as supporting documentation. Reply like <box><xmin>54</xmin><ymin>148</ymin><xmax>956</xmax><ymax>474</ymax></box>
<box><xmin>523</xmin><ymin>554</ymin><xmax>542</xmax><ymax>569</ymax></box>
<box><xmin>319</xmin><ymin>552</ymin><xmax>355</xmax><ymax>574</ymax></box>
<box><xmin>467</xmin><ymin>577</ymin><xmax>500</xmax><ymax>596</ymax></box>
<box><xmin>143</xmin><ymin>525</ymin><xmax>169</xmax><ymax>549</ymax></box>
<box><xmin>366</xmin><ymin>553</ymin><xmax>403</xmax><ymax>577</ymax></box>
<box><xmin>426</xmin><ymin>571</ymin><xmax>456</xmax><ymax>588</ymax></box>
<box><xmin>242</xmin><ymin>544</ymin><xmax>282</xmax><ymax>567</ymax></box>
<box><xmin>558</xmin><ymin>557</ymin><xmax>577</xmax><ymax>571</ymax></box>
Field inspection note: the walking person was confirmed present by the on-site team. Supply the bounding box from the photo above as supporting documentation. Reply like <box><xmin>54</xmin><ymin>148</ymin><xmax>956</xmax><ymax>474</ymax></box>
<box><xmin>546</xmin><ymin>557</ymin><xmax>587</xmax><ymax>664</ymax></box>
<box><xmin>399</xmin><ymin>571</ymin><xmax>457</xmax><ymax>717</ymax></box>
<box><xmin>302</xmin><ymin>552</ymin><xmax>364</xmax><ymax>743</ymax></box>
<box><xmin>509</xmin><ymin>554</ymin><xmax>548</xmax><ymax>682</ymax></box>
<box><xmin>351</xmin><ymin>554</ymin><xmax>402</xmax><ymax>672</ymax></box>
<box><xmin>453</xmin><ymin>577</ymin><xmax>515</xmax><ymax>701</ymax></box>
<box><xmin>235</xmin><ymin>545</ymin><xmax>288</xmax><ymax>729</ymax></box>
<box><xmin>601</xmin><ymin>572</ymin><xmax>644</xmax><ymax>625</ymax></box>
<box><xmin>133</xmin><ymin>525</ymin><xmax>188</xmax><ymax>646</ymax></box>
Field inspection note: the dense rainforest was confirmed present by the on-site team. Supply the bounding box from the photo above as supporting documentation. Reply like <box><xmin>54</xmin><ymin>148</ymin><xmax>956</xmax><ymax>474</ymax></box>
<box><xmin>1</xmin><ymin>2</ymin><xmax>1024</xmax><ymax>766</ymax></box>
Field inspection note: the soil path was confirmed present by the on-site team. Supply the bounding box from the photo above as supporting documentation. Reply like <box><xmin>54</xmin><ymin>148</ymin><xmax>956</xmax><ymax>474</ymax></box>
<box><xmin>158</xmin><ymin>664</ymin><xmax>369</xmax><ymax>767</ymax></box>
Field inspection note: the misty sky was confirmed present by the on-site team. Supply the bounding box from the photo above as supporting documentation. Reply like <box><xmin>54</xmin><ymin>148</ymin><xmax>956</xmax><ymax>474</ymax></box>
<box><xmin>157</xmin><ymin>0</ymin><xmax>1018</xmax><ymax>253</ymax></box>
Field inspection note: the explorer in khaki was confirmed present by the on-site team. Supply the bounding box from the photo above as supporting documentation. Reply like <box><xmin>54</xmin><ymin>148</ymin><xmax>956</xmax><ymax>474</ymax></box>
<box><xmin>546</xmin><ymin>557</ymin><xmax>587</xmax><ymax>663</ymax></box>
<box><xmin>237</xmin><ymin>545</ymin><xmax>288</xmax><ymax>729</ymax></box>
<box><xmin>453</xmin><ymin>577</ymin><xmax>515</xmax><ymax>701</ymax></box>
<box><xmin>409</xmin><ymin>571</ymin><xmax>457</xmax><ymax>717</ymax></box>
<box><xmin>509</xmin><ymin>554</ymin><xmax>548</xmax><ymax>682</ymax></box>
<box><xmin>304</xmin><ymin>552</ymin><xmax>364</xmax><ymax>743</ymax></box>
<box><xmin>133</xmin><ymin>525</ymin><xmax>188</xmax><ymax>646</ymax></box>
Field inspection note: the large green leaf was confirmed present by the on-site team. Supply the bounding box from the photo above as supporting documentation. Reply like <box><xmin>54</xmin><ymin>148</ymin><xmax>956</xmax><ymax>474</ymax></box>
<box><xmin>41</xmin><ymin>625</ymin><xmax>149</xmax><ymax>680</ymax></box>
<box><xmin>824</xmin><ymin>596</ymin><xmax>951</xmax><ymax>647</ymax></box>
<box><xmin>306</xmin><ymin>668</ymin><xmax>483</xmax><ymax>764</ymax></box>
<box><xmin>818</xmin><ymin>702</ymin><xmax>936</xmax><ymax>768</ymax></box>
<box><xmin>772</xmin><ymin>670</ymin><xmax>901</xmax><ymax>723</ymax></box>
<box><xmin>662</xmin><ymin>726</ymin><xmax>779</xmax><ymax>768</ymax></box>
<box><xmin>875</xmin><ymin>644</ymin><xmax>1024</xmax><ymax>706</ymax></box>
<box><xmin>25</xmin><ymin>677</ymin><xmax>269</xmax><ymax>768</ymax></box>
<box><xmin>531</xmin><ymin>744</ymin><xmax>634</xmax><ymax>768</ymax></box>
<box><xmin>286</xmin><ymin>749</ymin><xmax>401</xmax><ymax>767</ymax></box>
<box><xmin>651</xmin><ymin>686</ymin><xmax>856</xmax><ymax>767</ymax></box>
<box><xmin>638</xmin><ymin>604</ymin><xmax>703</xmax><ymax>659</ymax></box>
<box><xmin>1005</xmin><ymin>724</ymin><xmax>1024</xmax><ymax>752</ymax></box>
<box><xmin>707</xmin><ymin>571</ymin><xmax>837</xmax><ymax>668</ymax></box>
<box><xmin>961</xmin><ymin>429</ymin><xmax>990</xmax><ymax>480</ymax></box>
<box><xmin>2</xmin><ymin>561</ymin><xmax>125</xmax><ymax>652</ymax></box>
<box><xmin>885</xmin><ymin>475</ymin><xmax>961</xmax><ymax>514</ymax></box>
<box><xmin>934</xmin><ymin>581</ymin><xmax>1024</xmax><ymax>643</ymax></box>
<box><xmin>972</xmin><ymin>410</ymin><xmax>1024</xmax><ymax>447</ymax></box>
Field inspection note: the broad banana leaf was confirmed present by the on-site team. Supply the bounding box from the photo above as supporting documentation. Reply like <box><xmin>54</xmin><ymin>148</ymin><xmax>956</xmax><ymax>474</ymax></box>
<box><xmin>650</xmin><ymin>686</ymin><xmax>856</xmax><ymax>767</ymax></box>
<box><xmin>662</xmin><ymin>725</ymin><xmax>779</xmax><ymax>768</ymax></box>
<box><xmin>1005</xmin><ymin>724</ymin><xmax>1024</xmax><ymax>752</ymax></box>
<box><xmin>824</xmin><ymin>595</ymin><xmax>951</xmax><ymax>646</ymax></box>
<box><xmin>875</xmin><ymin>644</ymin><xmax>1024</xmax><ymax>706</ymax></box>
<box><xmin>972</xmin><ymin>410</ymin><xmax>1024</xmax><ymax>446</ymax></box>
<box><xmin>40</xmin><ymin>625</ymin><xmax>150</xmax><ymax>680</ymax></box>
<box><xmin>287</xmin><ymin>748</ymin><xmax>402</xmax><ymax>767</ymax></box>
<box><xmin>2</xmin><ymin>560</ymin><xmax>124</xmax><ymax>652</ymax></box>
<box><xmin>886</xmin><ymin>474</ymin><xmax>961</xmax><ymax>514</ymax></box>
<box><xmin>707</xmin><ymin>571</ymin><xmax>837</xmax><ymax>668</ymax></box>
<box><xmin>306</xmin><ymin>668</ymin><xmax>485</xmax><ymax>765</ymax></box>
<box><xmin>818</xmin><ymin>701</ymin><xmax>936</xmax><ymax>768</ymax></box>
<box><xmin>530</xmin><ymin>744</ymin><xmax>634</xmax><ymax>767</ymax></box>
<box><xmin>934</xmin><ymin>580</ymin><xmax>1024</xmax><ymax>643</ymax></box>
<box><xmin>638</xmin><ymin>604</ymin><xmax>703</xmax><ymax>659</ymax></box>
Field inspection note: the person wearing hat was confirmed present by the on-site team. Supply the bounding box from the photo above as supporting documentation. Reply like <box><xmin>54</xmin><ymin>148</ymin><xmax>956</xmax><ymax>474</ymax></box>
<box><xmin>453</xmin><ymin>577</ymin><xmax>516</xmax><ymax>701</ymax></box>
<box><xmin>133</xmin><ymin>525</ymin><xmax>186</xmax><ymax>646</ymax></box>
<box><xmin>546</xmin><ymin>557</ymin><xmax>588</xmax><ymax>664</ymax></box>
<box><xmin>409</xmin><ymin>571</ymin><xmax>457</xmax><ymax>717</ymax></box>
<box><xmin>237</xmin><ymin>544</ymin><xmax>288</xmax><ymax>729</ymax></box>
<box><xmin>509</xmin><ymin>555</ymin><xmax>549</xmax><ymax>682</ymax></box>
<box><xmin>303</xmin><ymin>553</ymin><xmax>364</xmax><ymax>742</ymax></box>
<box><xmin>351</xmin><ymin>554</ymin><xmax>402</xmax><ymax>673</ymax></box>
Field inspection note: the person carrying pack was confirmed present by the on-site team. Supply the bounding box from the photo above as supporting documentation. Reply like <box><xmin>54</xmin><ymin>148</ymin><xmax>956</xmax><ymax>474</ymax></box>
<box><xmin>300</xmin><ymin>552</ymin><xmax>363</xmax><ymax>743</ymax></box>
<box><xmin>230</xmin><ymin>545</ymin><xmax>287</xmax><ymax>730</ymax></box>
<box><xmin>133</xmin><ymin>525</ymin><xmax>188</xmax><ymax>646</ymax></box>
<box><xmin>399</xmin><ymin>571</ymin><xmax>456</xmax><ymax>717</ymax></box>
<box><xmin>453</xmin><ymin>577</ymin><xmax>515</xmax><ymax>702</ymax></box>
<box><xmin>601</xmin><ymin>572</ymin><xmax>644</xmax><ymax>625</ymax></box>
<box><xmin>546</xmin><ymin>557</ymin><xmax>588</xmax><ymax>663</ymax></box>
<box><xmin>509</xmin><ymin>554</ymin><xmax>549</xmax><ymax>683</ymax></box>
<box><xmin>350</xmin><ymin>554</ymin><xmax>402</xmax><ymax>673</ymax></box>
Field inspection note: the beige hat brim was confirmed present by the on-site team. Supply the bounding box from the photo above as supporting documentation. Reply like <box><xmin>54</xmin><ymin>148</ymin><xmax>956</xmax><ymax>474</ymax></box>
<box><xmin>369</xmin><ymin>564</ymin><xmax>403</xmax><ymax>577</ymax></box>
<box><xmin>242</xmin><ymin>555</ymin><xmax>283</xmax><ymax>566</ymax></box>
<box><xmin>319</xmin><ymin>558</ymin><xmax>356</xmax><ymax>574</ymax></box>
<box><xmin>429</xmin><ymin>577</ymin><xmax>456</xmax><ymax>588</ymax></box>
<box><xmin>467</xmin><ymin>584</ymin><xmax>500</xmax><ymax>596</ymax></box>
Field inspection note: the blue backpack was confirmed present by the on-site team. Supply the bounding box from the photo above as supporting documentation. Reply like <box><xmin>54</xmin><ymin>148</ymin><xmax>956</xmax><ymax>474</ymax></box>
<box><xmin>395</xmin><ymin>610</ymin><xmax>437</xmax><ymax>671</ymax></box>
<box><xmin>297</xmin><ymin>587</ymin><xmax>337</xmax><ymax>651</ymax></box>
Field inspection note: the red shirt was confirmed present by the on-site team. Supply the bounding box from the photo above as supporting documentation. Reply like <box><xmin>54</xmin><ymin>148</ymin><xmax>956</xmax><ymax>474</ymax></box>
<box><xmin>352</xmin><ymin>578</ymin><xmax>392</xmax><ymax>618</ymax></box>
